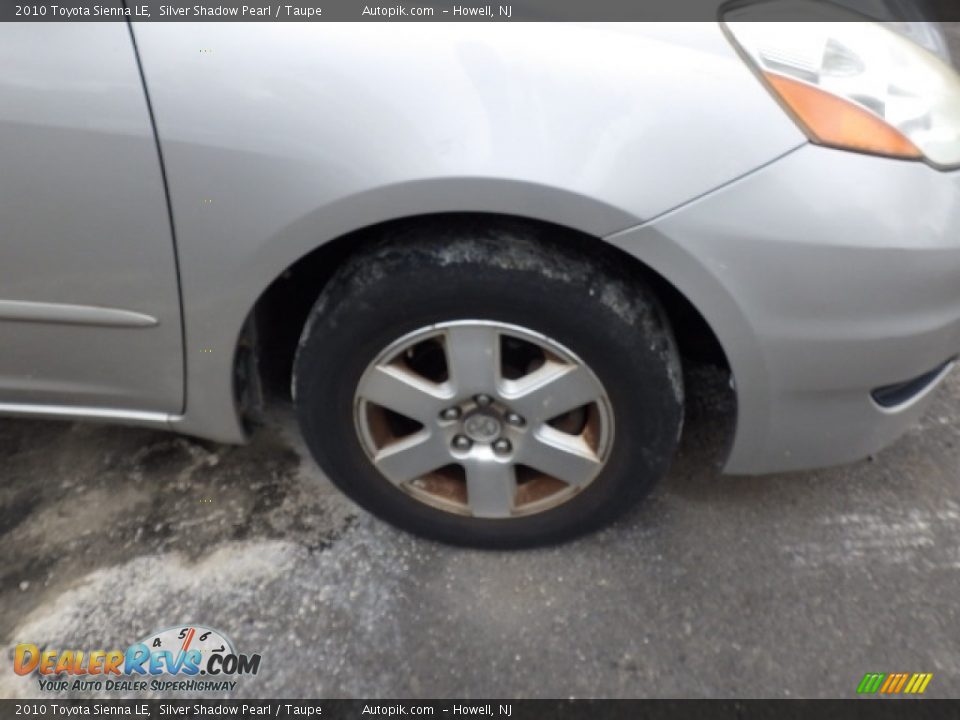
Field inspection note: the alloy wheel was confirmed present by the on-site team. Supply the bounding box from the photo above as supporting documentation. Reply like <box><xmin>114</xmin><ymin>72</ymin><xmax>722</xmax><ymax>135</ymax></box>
<box><xmin>353</xmin><ymin>320</ymin><xmax>614</xmax><ymax>518</ymax></box>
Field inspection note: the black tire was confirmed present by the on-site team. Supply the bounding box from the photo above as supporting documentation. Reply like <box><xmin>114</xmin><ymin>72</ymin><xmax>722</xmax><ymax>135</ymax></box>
<box><xmin>293</xmin><ymin>221</ymin><xmax>683</xmax><ymax>548</ymax></box>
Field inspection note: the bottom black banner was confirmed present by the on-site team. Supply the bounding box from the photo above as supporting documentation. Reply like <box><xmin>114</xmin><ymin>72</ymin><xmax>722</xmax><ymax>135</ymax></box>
<box><xmin>1</xmin><ymin>700</ymin><xmax>957</xmax><ymax>719</ymax></box>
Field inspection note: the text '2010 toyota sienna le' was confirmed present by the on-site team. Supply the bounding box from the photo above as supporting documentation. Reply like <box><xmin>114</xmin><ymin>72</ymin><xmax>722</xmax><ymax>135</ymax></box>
<box><xmin>2</xmin><ymin>16</ymin><xmax>959</xmax><ymax>546</ymax></box>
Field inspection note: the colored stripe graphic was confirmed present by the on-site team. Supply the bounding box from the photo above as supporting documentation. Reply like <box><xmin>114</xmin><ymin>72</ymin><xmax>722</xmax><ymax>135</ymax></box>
<box><xmin>880</xmin><ymin>674</ymin><xmax>897</xmax><ymax>693</ymax></box>
<box><xmin>180</xmin><ymin>627</ymin><xmax>196</xmax><ymax>653</ymax></box>
<box><xmin>857</xmin><ymin>672</ymin><xmax>932</xmax><ymax>695</ymax></box>
<box><xmin>857</xmin><ymin>673</ymin><xmax>885</xmax><ymax>694</ymax></box>
<box><xmin>892</xmin><ymin>674</ymin><xmax>908</xmax><ymax>693</ymax></box>
<box><xmin>904</xmin><ymin>674</ymin><xmax>921</xmax><ymax>694</ymax></box>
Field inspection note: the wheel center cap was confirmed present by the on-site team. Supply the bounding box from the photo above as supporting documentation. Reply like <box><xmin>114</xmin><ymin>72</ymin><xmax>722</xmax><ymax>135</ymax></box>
<box><xmin>462</xmin><ymin>412</ymin><xmax>502</xmax><ymax>443</ymax></box>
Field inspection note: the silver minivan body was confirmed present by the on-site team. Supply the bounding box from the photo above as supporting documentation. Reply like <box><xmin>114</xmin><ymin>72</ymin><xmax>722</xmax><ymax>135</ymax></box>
<box><xmin>1</xmin><ymin>21</ymin><xmax>958</xmax><ymax>475</ymax></box>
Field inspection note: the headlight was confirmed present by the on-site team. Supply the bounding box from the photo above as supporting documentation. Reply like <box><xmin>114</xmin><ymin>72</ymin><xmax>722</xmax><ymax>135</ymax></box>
<box><xmin>725</xmin><ymin>20</ymin><xmax>960</xmax><ymax>169</ymax></box>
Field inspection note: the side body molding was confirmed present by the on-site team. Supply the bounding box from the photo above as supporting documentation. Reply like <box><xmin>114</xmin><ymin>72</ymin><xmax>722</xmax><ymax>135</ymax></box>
<box><xmin>0</xmin><ymin>300</ymin><xmax>159</xmax><ymax>328</ymax></box>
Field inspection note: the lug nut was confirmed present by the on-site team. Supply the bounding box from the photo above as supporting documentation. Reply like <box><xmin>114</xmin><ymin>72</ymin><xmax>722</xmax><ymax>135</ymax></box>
<box><xmin>505</xmin><ymin>412</ymin><xmax>525</xmax><ymax>427</ymax></box>
<box><xmin>474</xmin><ymin>394</ymin><xmax>493</xmax><ymax>407</ymax></box>
<box><xmin>440</xmin><ymin>407</ymin><xmax>461</xmax><ymax>421</ymax></box>
<box><xmin>492</xmin><ymin>438</ymin><xmax>512</xmax><ymax>456</ymax></box>
<box><xmin>452</xmin><ymin>435</ymin><xmax>472</xmax><ymax>452</ymax></box>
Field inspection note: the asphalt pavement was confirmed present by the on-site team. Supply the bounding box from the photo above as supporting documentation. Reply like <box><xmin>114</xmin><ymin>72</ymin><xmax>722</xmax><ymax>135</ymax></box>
<box><xmin>2</xmin><ymin>362</ymin><xmax>958</xmax><ymax>699</ymax></box>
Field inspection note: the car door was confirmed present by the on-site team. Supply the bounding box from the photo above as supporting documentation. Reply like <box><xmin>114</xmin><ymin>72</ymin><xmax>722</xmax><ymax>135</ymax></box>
<box><xmin>0</xmin><ymin>22</ymin><xmax>183</xmax><ymax>415</ymax></box>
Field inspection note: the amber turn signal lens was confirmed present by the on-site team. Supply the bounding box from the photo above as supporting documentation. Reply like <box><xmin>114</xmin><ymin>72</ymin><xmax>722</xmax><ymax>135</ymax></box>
<box><xmin>764</xmin><ymin>72</ymin><xmax>923</xmax><ymax>160</ymax></box>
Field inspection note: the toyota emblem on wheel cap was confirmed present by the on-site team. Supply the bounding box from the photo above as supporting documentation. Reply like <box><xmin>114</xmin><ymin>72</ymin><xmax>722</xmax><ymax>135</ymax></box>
<box><xmin>463</xmin><ymin>413</ymin><xmax>502</xmax><ymax>443</ymax></box>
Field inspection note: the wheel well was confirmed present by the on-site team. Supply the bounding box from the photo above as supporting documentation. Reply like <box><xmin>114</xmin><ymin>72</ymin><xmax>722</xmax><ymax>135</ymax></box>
<box><xmin>250</xmin><ymin>213</ymin><xmax>730</xmax><ymax>402</ymax></box>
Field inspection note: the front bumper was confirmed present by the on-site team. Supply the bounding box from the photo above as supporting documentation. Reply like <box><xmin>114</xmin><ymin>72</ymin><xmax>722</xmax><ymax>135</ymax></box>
<box><xmin>609</xmin><ymin>144</ymin><xmax>960</xmax><ymax>474</ymax></box>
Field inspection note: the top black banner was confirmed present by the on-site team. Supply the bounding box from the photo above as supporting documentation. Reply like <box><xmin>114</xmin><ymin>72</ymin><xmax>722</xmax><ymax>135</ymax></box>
<box><xmin>4</xmin><ymin>0</ymin><xmax>960</xmax><ymax>22</ymax></box>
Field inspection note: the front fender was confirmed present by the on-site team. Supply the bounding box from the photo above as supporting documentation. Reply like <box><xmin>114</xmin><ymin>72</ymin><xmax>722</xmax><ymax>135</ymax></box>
<box><xmin>130</xmin><ymin>22</ymin><xmax>804</xmax><ymax>442</ymax></box>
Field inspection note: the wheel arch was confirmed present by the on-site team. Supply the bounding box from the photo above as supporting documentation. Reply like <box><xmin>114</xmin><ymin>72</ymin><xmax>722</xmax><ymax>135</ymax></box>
<box><xmin>247</xmin><ymin>212</ymin><xmax>734</xmax><ymax>432</ymax></box>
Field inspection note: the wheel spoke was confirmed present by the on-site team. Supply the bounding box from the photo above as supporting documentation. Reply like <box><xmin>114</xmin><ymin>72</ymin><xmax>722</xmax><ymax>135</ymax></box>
<box><xmin>517</xmin><ymin>425</ymin><xmax>602</xmax><ymax>487</ymax></box>
<box><xmin>358</xmin><ymin>364</ymin><xmax>451</xmax><ymax>424</ymax></box>
<box><xmin>504</xmin><ymin>362</ymin><xmax>602</xmax><ymax>424</ymax></box>
<box><xmin>444</xmin><ymin>324</ymin><xmax>501</xmax><ymax>397</ymax></box>
<box><xmin>373</xmin><ymin>430</ymin><xmax>450</xmax><ymax>485</ymax></box>
<box><xmin>463</xmin><ymin>457</ymin><xmax>517</xmax><ymax>518</ymax></box>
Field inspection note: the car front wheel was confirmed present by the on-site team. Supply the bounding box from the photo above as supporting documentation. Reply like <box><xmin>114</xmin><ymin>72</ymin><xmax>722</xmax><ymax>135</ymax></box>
<box><xmin>293</xmin><ymin>224</ymin><xmax>683</xmax><ymax>548</ymax></box>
